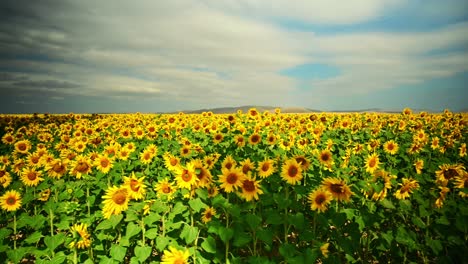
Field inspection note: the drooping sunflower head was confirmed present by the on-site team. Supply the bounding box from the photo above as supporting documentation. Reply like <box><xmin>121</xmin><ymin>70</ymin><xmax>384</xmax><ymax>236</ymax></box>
<box><xmin>69</xmin><ymin>223</ymin><xmax>91</xmax><ymax>249</ymax></box>
<box><xmin>435</xmin><ymin>164</ymin><xmax>465</xmax><ymax>185</ymax></box>
<box><xmin>294</xmin><ymin>155</ymin><xmax>311</xmax><ymax>171</ymax></box>
<box><xmin>191</xmin><ymin>159</ymin><xmax>212</xmax><ymax>187</ymax></box>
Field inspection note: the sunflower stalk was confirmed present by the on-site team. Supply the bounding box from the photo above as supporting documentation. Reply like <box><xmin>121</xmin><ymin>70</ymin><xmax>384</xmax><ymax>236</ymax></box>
<box><xmin>141</xmin><ymin>214</ymin><xmax>146</xmax><ymax>246</ymax></box>
<box><xmin>13</xmin><ymin>214</ymin><xmax>17</xmax><ymax>250</ymax></box>
<box><xmin>284</xmin><ymin>186</ymin><xmax>290</xmax><ymax>243</ymax></box>
<box><xmin>49</xmin><ymin>208</ymin><xmax>54</xmax><ymax>236</ymax></box>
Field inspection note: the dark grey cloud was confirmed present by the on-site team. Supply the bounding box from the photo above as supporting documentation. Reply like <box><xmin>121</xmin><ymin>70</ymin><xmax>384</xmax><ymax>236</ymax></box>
<box><xmin>12</xmin><ymin>79</ymin><xmax>81</xmax><ymax>89</ymax></box>
<box><xmin>0</xmin><ymin>72</ymin><xmax>28</xmax><ymax>82</ymax></box>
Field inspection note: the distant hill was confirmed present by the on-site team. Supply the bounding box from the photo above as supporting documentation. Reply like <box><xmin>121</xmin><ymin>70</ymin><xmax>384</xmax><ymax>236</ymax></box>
<box><xmin>177</xmin><ymin>105</ymin><xmax>321</xmax><ymax>114</ymax></box>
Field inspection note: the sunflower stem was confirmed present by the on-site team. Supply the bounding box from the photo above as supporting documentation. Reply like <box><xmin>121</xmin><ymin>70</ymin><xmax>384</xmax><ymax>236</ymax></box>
<box><xmin>13</xmin><ymin>214</ymin><xmax>17</xmax><ymax>250</ymax></box>
<box><xmin>284</xmin><ymin>186</ymin><xmax>289</xmax><ymax>243</ymax></box>
<box><xmin>86</xmin><ymin>187</ymin><xmax>91</xmax><ymax>218</ymax></box>
<box><xmin>73</xmin><ymin>247</ymin><xmax>78</xmax><ymax>264</ymax></box>
<box><xmin>49</xmin><ymin>208</ymin><xmax>54</xmax><ymax>236</ymax></box>
<box><xmin>141</xmin><ymin>214</ymin><xmax>146</xmax><ymax>246</ymax></box>
<box><xmin>225</xmin><ymin>197</ymin><xmax>230</xmax><ymax>263</ymax></box>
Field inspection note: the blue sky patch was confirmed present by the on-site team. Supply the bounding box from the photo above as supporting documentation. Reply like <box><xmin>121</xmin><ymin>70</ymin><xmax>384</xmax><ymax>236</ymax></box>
<box><xmin>280</xmin><ymin>63</ymin><xmax>341</xmax><ymax>80</ymax></box>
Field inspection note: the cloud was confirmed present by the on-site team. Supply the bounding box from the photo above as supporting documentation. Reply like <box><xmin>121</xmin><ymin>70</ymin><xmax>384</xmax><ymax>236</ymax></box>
<box><xmin>0</xmin><ymin>0</ymin><xmax>467</xmax><ymax>112</ymax></box>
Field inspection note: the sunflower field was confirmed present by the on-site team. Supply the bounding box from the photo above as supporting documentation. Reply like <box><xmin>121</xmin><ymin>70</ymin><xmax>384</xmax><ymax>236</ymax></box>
<box><xmin>0</xmin><ymin>108</ymin><xmax>467</xmax><ymax>264</ymax></box>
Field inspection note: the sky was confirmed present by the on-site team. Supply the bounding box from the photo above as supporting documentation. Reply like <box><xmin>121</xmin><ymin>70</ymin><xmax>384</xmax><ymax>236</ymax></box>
<box><xmin>0</xmin><ymin>0</ymin><xmax>467</xmax><ymax>114</ymax></box>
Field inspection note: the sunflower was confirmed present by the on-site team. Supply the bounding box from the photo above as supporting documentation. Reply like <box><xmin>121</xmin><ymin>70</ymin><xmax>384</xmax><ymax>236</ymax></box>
<box><xmin>257</xmin><ymin>159</ymin><xmax>276</xmax><ymax>178</ymax></box>
<box><xmin>413</xmin><ymin>159</ymin><xmax>424</xmax><ymax>175</ymax></box>
<box><xmin>192</xmin><ymin>159</ymin><xmax>212</xmax><ymax>187</ymax></box>
<box><xmin>238</xmin><ymin>174</ymin><xmax>263</xmax><ymax>201</ymax></box>
<box><xmin>435</xmin><ymin>186</ymin><xmax>450</xmax><ymax>209</ymax></box>
<box><xmin>206</xmin><ymin>184</ymin><xmax>219</xmax><ymax>198</ymax></box>
<box><xmin>430</xmin><ymin>137</ymin><xmax>440</xmax><ymax>150</ymax></box>
<box><xmin>308</xmin><ymin>188</ymin><xmax>333</xmax><ymax>213</ymax></box>
<box><xmin>454</xmin><ymin>173</ymin><xmax>468</xmax><ymax>197</ymax></box>
<box><xmin>221</xmin><ymin>155</ymin><xmax>237</xmax><ymax>171</ymax></box>
<box><xmin>161</xmin><ymin>246</ymin><xmax>190</xmax><ymax>264</ymax></box>
<box><xmin>45</xmin><ymin>158</ymin><xmax>68</xmax><ymax>179</ymax></box>
<box><xmin>201</xmin><ymin>207</ymin><xmax>217</xmax><ymax>223</ymax></box>
<box><xmin>321</xmin><ymin>177</ymin><xmax>353</xmax><ymax>202</ymax></box>
<box><xmin>38</xmin><ymin>188</ymin><xmax>51</xmax><ymax>202</ymax></box>
<box><xmin>102</xmin><ymin>186</ymin><xmax>129</xmax><ymax>219</ymax></box>
<box><xmin>69</xmin><ymin>223</ymin><xmax>91</xmax><ymax>249</ymax></box>
<box><xmin>248</xmin><ymin>108</ymin><xmax>259</xmax><ymax>119</ymax></box>
<box><xmin>394</xmin><ymin>178</ymin><xmax>419</xmax><ymax>200</ymax></box>
<box><xmin>0</xmin><ymin>166</ymin><xmax>12</xmax><ymax>188</ymax></box>
<box><xmin>366</xmin><ymin>170</ymin><xmax>395</xmax><ymax>201</ymax></box>
<box><xmin>117</xmin><ymin>148</ymin><xmax>130</xmax><ymax>161</ymax></box>
<box><xmin>26</xmin><ymin>153</ymin><xmax>42</xmax><ymax>167</ymax></box>
<box><xmin>367</xmin><ymin>139</ymin><xmax>380</xmax><ymax>152</ymax></box>
<box><xmin>0</xmin><ymin>190</ymin><xmax>22</xmax><ymax>211</ymax></box>
<box><xmin>14</xmin><ymin>140</ymin><xmax>32</xmax><ymax>154</ymax></box>
<box><xmin>459</xmin><ymin>143</ymin><xmax>466</xmax><ymax>157</ymax></box>
<box><xmin>179</xmin><ymin>145</ymin><xmax>191</xmax><ymax>158</ymax></box>
<box><xmin>365</xmin><ymin>153</ymin><xmax>380</xmax><ymax>174</ymax></box>
<box><xmin>139</xmin><ymin>149</ymin><xmax>154</xmax><ymax>165</ymax></box>
<box><xmin>174</xmin><ymin>163</ymin><xmax>198</xmax><ymax>189</ymax></box>
<box><xmin>218</xmin><ymin>167</ymin><xmax>245</xmax><ymax>193</ymax></box>
<box><xmin>240</xmin><ymin>158</ymin><xmax>255</xmax><ymax>175</ymax></box>
<box><xmin>20</xmin><ymin>167</ymin><xmax>44</xmax><ymax>187</ymax></box>
<box><xmin>204</xmin><ymin>153</ymin><xmax>220</xmax><ymax>170</ymax></box>
<box><xmin>123</xmin><ymin>172</ymin><xmax>146</xmax><ymax>200</ymax></box>
<box><xmin>1</xmin><ymin>133</ymin><xmax>15</xmax><ymax>145</ymax></box>
<box><xmin>248</xmin><ymin>133</ymin><xmax>262</xmax><ymax>145</ymax></box>
<box><xmin>163</xmin><ymin>152</ymin><xmax>181</xmax><ymax>172</ymax></box>
<box><xmin>435</xmin><ymin>164</ymin><xmax>465</xmax><ymax>186</ymax></box>
<box><xmin>281</xmin><ymin>159</ymin><xmax>303</xmax><ymax>185</ymax></box>
<box><xmin>71</xmin><ymin>155</ymin><xmax>93</xmax><ymax>179</ymax></box>
<box><xmin>234</xmin><ymin>135</ymin><xmax>246</xmax><ymax>148</ymax></box>
<box><xmin>383</xmin><ymin>140</ymin><xmax>399</xmax><ymax>155</ymax></box>
<box><xmin>123</xmin><ymin>142</ymin><xmax>136</xmax><ymax>153</ymax></box>
<box><xmin>320</xmin><ymin>242</ymin><xmax>330</xmax><ymax>258</ymax></box>
<box><xmin>213</xmin><ymin>133</ymin><xmax>224</xmax><ymax>144</ymax></box>
<box><xmin>266</xmin><ymin>133</ymin><xmax>277</xmax><ymax>145</ymax></box>
<box><xmin>154</xmin><ymin>178</ymin><xmax>177</xmax><ymax>200</ymax></box>
<box><xmin>294</xmin><ymin>155</ymin><xmax>311</xmax><ymax>171</ymax></box>
<box><xmin>318</xmin><ymin>149</ymin><xmax>333</xmax><ymax>168</ymax></box>
<box><xmin>95</xmin><ymin>154</ymin><xmax>113</xmax><ymax>174</ymax></box>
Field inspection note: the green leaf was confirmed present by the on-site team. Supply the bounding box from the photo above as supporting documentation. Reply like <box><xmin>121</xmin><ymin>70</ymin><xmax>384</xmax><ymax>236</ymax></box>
<box><xmin>44</xmin><ymin>233</ymin><xmax>66</xmax><ymax>252</ymax></box>
<box><xmin>134</xmin><ymin>245</ymin><xmax>152</xmax><ymax>263</ymax></box>
<box><xmin>24</xmin><ymin>231</ymin><xmax>43</xmax><ymax>244</ymax></box>
<box><xmin>125</xmin><ymin>222</ymin><xmax>142</xmax><ymax>239</ymax></box>
<box><xmin>395</xmin><ymin>226</ymin><xmax>415</xmax><ymax>248</ymax></box>
<box><xmin>109</xmin><ymin>214</ymin><xmax>124</xmax><ymax>228</ymax></box>
<box><xmin>49</xmin><ymin>252</ymin><xmax>67</xmax><ymax>264</ymax></box>
<box><xmin>188</xmin><ymin>197</ymin><xmax>206</xmax><ymax>213</ymax></box>
<box><xmin>98</xmin><ymin>256</ymin><xmax>118</xmax><ymax>264</ymax></box>
<box><xmin>181</xmin><ymin>224</ymin><xmax>199</xmax><ymax>244</ymax></box>
<box><xmin>380</xmin><ymin>199</ymin><xmax>395</xmax><ymax>209</ymax></box>
<box><xmin>427</xmin><ymin>238</ymin><xmax>443</xmax><ymax>255</ymax></box>
<box><xmin>156</xmin><ymin>236</ymin><xmax>170</xmax><ymax>252</ymax></box>
<box><xmin>201</xmin><ymin>236</ymin><xmax>217</xmax><ymax>253</ymax></box>
<box><xmin>110</xmin><ymin>244</ymin><xmax>127</xmax><ymax>262</ymax></box>
<box><xmin>0</xmin><ymin>228</ymin><xmax>11</xmax><ymax>240</ymax></box>
<box><xmin>436</xmin><ymin>215</ymin><xmax>450</xmax><ymax>225</ymax></box>
<box><xmin>171</xmin><ymin>202</ymin><xmax>188</xmax><ymax>216</ymax></box>
<box><xmin>143</xmin><ymin>212</ymin><xmax>161</xmax><ymax>226</ymax></box>
<box><xmin>265</xmin><ymin>210</ymin><xmax>282</xmax><ymax>225</ymax></box>
<box><xmin>257</xmin><ymin>229</ymin><xmax>273</xmax><ymax>246</ymax></box>
<box><xmin>381</xmin><ymin>231</ymin><xmax>393</xmax><ymax>245</ymax></box>
<box><xmin>219</xmin><ymin>227</ymin><xmax>234</xmax><ymax>243</ymax></box>
<box><xmin>245</xmin><ymin>214</ymin><xmax>262</xmax><ymax>230</ymax></box>
<box><xmin>233</xmin><ymin>232</ymin><xmax>251</xmax><ymax>247</ymax></box>
<box><xmin>96</xmin><ymin>219</ymin><xmax>113</xmax><ymax>230</ymax></box>
<box><xmin>7</xmin><ymin>248</ymin><xmax>26</xmax><ymax>263</ymax></box>
<box><xmin>411</xmin><ymin>217</ymin><xmax>426</xmax><ymax>229</ymax></box>
<box><xmin>145</xmin><ymin>228</ymin><xmax>159</xmax><ymax>240</ymax></box>
<box><xmin>342</xmin><ymin>208</ymin><xmax>356</xmax><ymax>220</ymax></box>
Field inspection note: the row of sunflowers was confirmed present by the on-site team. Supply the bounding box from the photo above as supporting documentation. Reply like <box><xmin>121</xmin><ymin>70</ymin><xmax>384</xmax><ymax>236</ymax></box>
<box><xmin>0</xmin><ymin>108</ymin><xmax>467</xmax><ymax>263</ymax></box>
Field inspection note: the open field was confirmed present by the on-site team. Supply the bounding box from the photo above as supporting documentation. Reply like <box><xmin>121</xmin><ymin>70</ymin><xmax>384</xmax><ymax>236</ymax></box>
<box><xmin>0</xmin><ymin>108</ymin><xmax>467</xmax><ymax>263</ymax></box>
